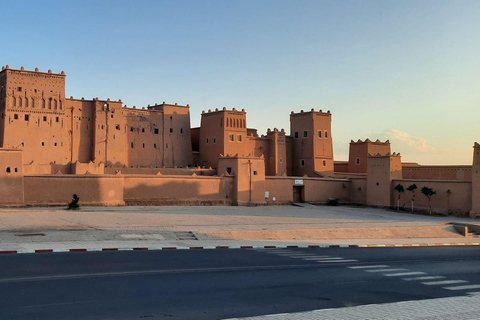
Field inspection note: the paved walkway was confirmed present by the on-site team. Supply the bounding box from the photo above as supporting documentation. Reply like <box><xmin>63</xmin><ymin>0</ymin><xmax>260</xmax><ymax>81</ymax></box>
<box><xmin>0</xmin><ymin>205</ymin><xmax>478</xmax><ymax>252</ymax></box>
<box><xmin>224</xmin><ymin>295</ymin><xmax>480</xmax><ymax>320</ymax></box>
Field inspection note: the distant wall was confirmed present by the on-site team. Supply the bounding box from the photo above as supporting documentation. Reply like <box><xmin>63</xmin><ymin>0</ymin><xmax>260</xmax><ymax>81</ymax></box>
<box><xmin>104</xmin><ymin>167</ymin><xmax>216</xmax><ymax>176</ymax></box>
<box><xmin>123</xmin><ymin>175</ymin><xmax>234</xmax><ymax>205</ymax></box>
<box><xmin>402</xmin><ymin>166</ymin><xmax>472</xmax><ymax>181</ymax></box>
<box><xmin>24</xmin><ymin>175</ymin><xmax>124</xmax><ymax>206</ymax></box>
<box><xmin>265</xmin><ymin>176</ymin><xmax>351</xmax><ymax>204</ymax></box>
<box><xmin>334</xmin><ymin>162</ymin><xmax>349</xmax><ymax>173</ymax></box>
<box><xmin>392</xmin><ymin>179</ymin><xmax>472</xmax><ymax>214</ymax></box>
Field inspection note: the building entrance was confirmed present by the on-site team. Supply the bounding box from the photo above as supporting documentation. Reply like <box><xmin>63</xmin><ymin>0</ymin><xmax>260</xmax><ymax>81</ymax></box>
<box><xmin>293</xmin><ymin>186</ymin><xmax>304</xmax><ymax>203</ymax></box>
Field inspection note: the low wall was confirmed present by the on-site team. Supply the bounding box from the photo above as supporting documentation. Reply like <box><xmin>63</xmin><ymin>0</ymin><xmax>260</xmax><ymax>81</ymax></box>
<box><xmin>265</xmin><ymin>176</ymin><xmax>351</xmax><ymax>204</ymax></box>
<box><xmin>402</xmin><ymin>166</ymin><xmax>472</xmax><ymax>181</ymax></box>
<box><xmin>123</xmin><ymin>175</ymin><xmax>234</xmax><ymax>205</ymax></box>
<box><xmin>24</xmin><ymin>175</ymin><xmax>125</xmax><ymax>206</ymax></box>
<box><xmin>23</xmin><ymin>163</ymin><xmax>71</xmax><ymax>175</ymax></box>
<box><xmin>348</xmin><ymin>176</ymin><xmax>367</xmax><ymax>204</ymax></box>
<box><xmin>392</xmin><ymin>179</ymin><xmax>472</xmax><ymax>214</ymax></box>
<box><xmin>104</xmin><ymin>167</ymin><xmax>216</xmax><ymax>176</ymax></box>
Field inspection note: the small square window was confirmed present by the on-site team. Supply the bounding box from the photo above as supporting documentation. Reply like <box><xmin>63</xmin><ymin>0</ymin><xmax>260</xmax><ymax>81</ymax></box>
<box><xmin>25</xmin><ymin>114</ymin><xmax>30</xmax><ymax>121</ymax></box>
<box><xmin>43</xmin><ymin>116</ymin><xmax>47</xmax><ymax>122</ymax></box>
<box><xmin>325</xmin><ymin>131</ymin><xmax>328</xmax><ymax>138</ymax></box>
<box><xmin>213</xmin><ymin>138</ymin><xmax>216</xmax><ymax>144</ymax></box>
<box><xmin>356</xmin><ymin>157</ymin><xmax>360</xmax><ymax>165</ymax></box>
<box><xmin>154</xmin><ymin>128</ymin><xmax>159</xmax><ymax>134</ymax></box>
<box><xmin>180</xmin><ymin>128</ymin><xmax>183</xmax><ymax>134</ymax></box>
<box><xmin>301</xmin><ymin>159</ymin><xmax>305</xmax><ymax>167</ymax></box>
<box><xmin>229</xmin><ymin>134</ymin><xmax>234</xmax><ymax>141</ymax></box>
<box><xmin>303</xmin><ymin>131</ymin><xmax>308</xmax><ymax>138</ymax></box>
<box><xmin>130</xmin><ymin>127</ymin><xmax>134</xmax><ymax>132</ymax></box>
<box><xmin>54</xmin><ymin>142</ymin><xmax>57</xmax><ymax>146</ymax></box>
<box><xmin>14</xmin><ymin>114</ymin><xmax>18</xmax><ymax>120</ymax></box>
<box><xmin>237</xmin><ymin>134</ymin><xmax>242</xmax><ymax>142</ymax></box>
<box><xmin>17</xmin><ymin>87</ymin><xmax>22</xmax><ymax>92</ymax></box>
<box><xmin>323</xmin><ymin>160</ymin><xmax>326</xmax><ymax>166</ymax></box>
<box><xmin>56</xmin><ymin>117</ymin><xmax>59</xmax><ymax>122</ymax></box>
<box><xmin>142</xmin><ymin>143</ymin><xmax>145</xmax><ymax>148</ymax></box>
<box><xmin>116</xmin><ymin>125</ymin><xmax>120</xmax><ymax>130</ymax></box>
<box><xmin>142</xmin><ymin>128</ymin><xmax>145</xmax><ymax>133</ymax></box>
<box><xmin>253</xmin><ymin>170</ymin><xmax>258</xmax><ymax>175</ymax></box>
<box><xmin>294</xmin><ymin>132</ymin><xmax>298</xmax><ymax>138</ymax></box>
<box><xmin>154</xmin><ymin>143</ymin><xmax>157</xmax><ymax>148</ymax></box>
<box><xmin>41</xmin><ymin>142</ymin><xmax>45</xmax><ymax>146</ymax></box>
<box><xmin>6</xmin><ymin>167</ymin><xmax>11</xmax><ymax>173</ymax></box>
<box><xmin>318</xmin><ymin>131</ymin><xmax>322</xmax><ymax>138</ymax></box>
<box><xmin>169</xmin><ymin>128</ymin><xmax>173</xmax><ymax>133</ymax></box>
<box><xmin>206</xmin><ymin>138</ymin><xmax>209</xmax><ymax>144</ymax></box>
<box><xmin>226</xmin><ymin>167</ymin><xmax>232</xmax><ymax>174</ymax></box>
<box><xmin>131</xmin><ymin>142</ymin><xmax>134</xmax><ymax>148</ymax></box>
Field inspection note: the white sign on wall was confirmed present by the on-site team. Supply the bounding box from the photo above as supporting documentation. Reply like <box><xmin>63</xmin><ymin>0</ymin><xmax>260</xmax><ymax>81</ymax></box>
<box><xmin>265</xmin><ymin>191</ymin><xmax>270</xmax><ymax>199</ymax></box>
<box><xmin>294</xmin><ymin>179</ymin><xmax>304</xmax><ymax>186</ymax></box>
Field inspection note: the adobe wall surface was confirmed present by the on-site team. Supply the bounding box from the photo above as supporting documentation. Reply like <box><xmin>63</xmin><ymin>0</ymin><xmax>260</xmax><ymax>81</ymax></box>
<box><xmin>392</xmin><ymin>179</ymin><xmax>472</xmax><ymax>214</ymax></box>
<box><xmin>104</xmin><ymin>167</ymin><xmax>216</xmax><ymax>176</ymax></box>
<box><xmin>24</xmin><ymin>175</ymin><xmax>124</xmax><ymax>206</ymax></box>
<box><xmin>290</xmin><ymin>110</ymin><xmax>333</xmax><ymax>176</ymax></box>
<box><xmin>348</xmin><ymin>140</ymin><xmax>390</xmax><ymax>174</ymax></box>
<box><xmin>402</xmin><ymin>166</ymin><xmax>472</xmax><ymax>181</ymax></box>
<box><xmin>123</xmin><ymin>175</ymin><xmax>234</xmax><ymax>205</ymax></box>
<box><xmin>265</xmin><ymin>177</ymin><xmax>350</xmax><ymax>204</ymax></box>
<box><xmin>366</xmin><ymin>155</ymin><xmax>402</xmax><ymax>207</ymax></box>
<box><xmin>471</xmin><ymin>143</ymin><xmax>480</xmax><ymax>217</ymax></box>
<box><xmin>0</xmin><ymin>68</ymin><xmax>69</xmax><ymax>166</ymax></box>
<box><xmin>218</xmin><ymin>156</ymin><xmax>266</xmax><ymax>205</ymax></box>
<box><xmin>0</xmin><ymin>149</ymin><xmax>24</xmax><ymax>204</ymax></box>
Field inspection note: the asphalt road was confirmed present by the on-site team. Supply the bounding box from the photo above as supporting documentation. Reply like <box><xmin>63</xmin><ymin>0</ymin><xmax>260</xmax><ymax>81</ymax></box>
<box><xmin>1</xmin><ymin>246</ymin><xmax>480</xmax><ymax>320</ymax></box>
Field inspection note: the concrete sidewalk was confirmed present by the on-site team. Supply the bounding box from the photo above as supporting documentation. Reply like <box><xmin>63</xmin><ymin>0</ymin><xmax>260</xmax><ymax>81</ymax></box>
<box><xmin>223</xmin><ymin>295</ymin><xmax>480</xmax><ymax>320</ymax></box>
<box><xmin>0</xmin><ymin>205</ymin><xmax>478</xmax><ymax>253</ymax></box>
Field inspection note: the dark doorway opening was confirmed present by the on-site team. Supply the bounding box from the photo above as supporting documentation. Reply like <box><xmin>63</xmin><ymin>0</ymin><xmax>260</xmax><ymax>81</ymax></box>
<box><xmin>293</xmin><ymin>186</ymin><xmax>304</xmax><ymax>203</ymax></box>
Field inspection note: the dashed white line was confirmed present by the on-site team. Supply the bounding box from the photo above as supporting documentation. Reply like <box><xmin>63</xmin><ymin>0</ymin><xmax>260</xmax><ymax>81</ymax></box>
<box><xmin>316</xmin><ymin>260</ymin><xmax>357</xmax><ymax>263</ymax></box>
<box><xmin>366</xmin><ymin>268</ymin><xmax>407</xmax><ymax>273</ymax></box>
<box><xmin>403</xmin><ymin>276</ymin><xmax>446</xmax><ymax>281</ymax></box>
<box><xmin>445</xmin><ymin>284</ymin><xmax>480</xmax><ymax>291</ymax></box>
<box><xmin>384</xmin><ymin>272</ymin><xmax>426</xmax><ymax>277</ymax></box>
<box><xmin>348</xmin><ymin>265</ymin><xmax>390</xmax><ymax>269</ymax></box>
<box><xmin>302</xmin><ymin>257</ymin><xmax>344</xmax><ymax>261</ymax></box>
<box><xmin>423</xmin><ymin>280</ymin><xmax>468</xmax><ymax>286</ymax></box>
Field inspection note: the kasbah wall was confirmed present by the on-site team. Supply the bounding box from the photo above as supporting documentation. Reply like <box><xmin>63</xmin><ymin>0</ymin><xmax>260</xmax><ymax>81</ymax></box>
<box><xmin>0</xmin><ymin>65</ymin><xmax>479</xmax><ymax>216</ymax></box>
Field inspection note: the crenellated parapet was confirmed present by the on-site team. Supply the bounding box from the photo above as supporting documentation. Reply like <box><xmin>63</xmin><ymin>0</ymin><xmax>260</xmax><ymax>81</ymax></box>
<box><xmin>351</xmin><ymin>139</ymin><xmax>390</xmax><ymax>145</ymax></box>
<box><xmin>290</xmin><ymin>108</ymin><xmax>331</xmax><ymax>117</ymax></box>
<box><xmin>201</xmin><ymin>107</ymin><xmax>245</xmax><ymax>115</ymax></box>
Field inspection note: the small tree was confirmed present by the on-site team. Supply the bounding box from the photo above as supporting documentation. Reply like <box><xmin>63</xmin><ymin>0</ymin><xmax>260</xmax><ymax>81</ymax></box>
<box><xmin>421</xmin><ymin>186</ymin><xmax>436</xmax><ymax>215</ymax></box>
<box><xmin>68</xmin><ymin>194</ymin><xmax>80</xmax><ymax>210</ymax></box>
<box><xmin>394</xmin><ymin>184</ymin><xmax>404</xmax><ymax>211</ymax></box>
<box><xmin>406</xmin><ymin>184</ymin><xmax>417</xmax><ymax>212</ymax></box>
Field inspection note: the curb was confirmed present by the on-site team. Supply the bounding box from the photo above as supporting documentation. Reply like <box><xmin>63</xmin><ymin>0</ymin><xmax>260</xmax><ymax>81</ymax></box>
<box><xmin>0</xmin><ymin>243</ymin><xmax>479</xmax><ymax>254</ymax></box>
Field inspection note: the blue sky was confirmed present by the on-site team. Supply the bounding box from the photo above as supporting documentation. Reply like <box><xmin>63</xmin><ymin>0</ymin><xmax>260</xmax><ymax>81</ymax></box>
<box><xmin>2</xmin><ymin>0</ymin><xmax>479</xmax><ymax>164</ymax></box>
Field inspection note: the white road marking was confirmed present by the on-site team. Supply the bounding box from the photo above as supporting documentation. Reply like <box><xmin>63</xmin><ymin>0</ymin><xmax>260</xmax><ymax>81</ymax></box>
<box><xmin>316</xmin><ymin>259</ymin><xmax>357</xmax><ymax>263</ymax></box>
<box><xmin>302</xmin><ymin>257</ymin><xmax>344</xmax><ymax>260</ymax></box>
<box><xmin>467</xmin><ymin>291</ymin><xmax>480</xmax><ymax>295</ymax></box>
<box><xmin>348</xmin><ymin>265</ymin><xmax>390</xmax><ymax>269</ymax></box>
<box><xmin>366</xmin><ymin>268</ymin><xmax>407</xmax><ymax>273</ymax></box>
<box><xmin>445</xmin><ymin>284</ymin><xmax>480</xmax><ymax>291</ymax></box>
<box><xmin>423</xmin><ymin>280</ymin><xmax>468</xmax><ymax>286</ymax></box>
<box><xmin>403</xmin><ymin>276</ymin><xmax>446</xmax><ymax>281</ymax></box>
<box><xmin>384</xmin><ymin>272</ymin><xmax>426</xmax><ymax>277</ymax></box>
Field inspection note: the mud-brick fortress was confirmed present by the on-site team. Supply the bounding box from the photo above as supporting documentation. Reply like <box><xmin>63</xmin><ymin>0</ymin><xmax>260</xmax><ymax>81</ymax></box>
<box><xmin>0</xmin><ymin>65</ymin><xmax>479</xmax><ymax>216</ymax></box>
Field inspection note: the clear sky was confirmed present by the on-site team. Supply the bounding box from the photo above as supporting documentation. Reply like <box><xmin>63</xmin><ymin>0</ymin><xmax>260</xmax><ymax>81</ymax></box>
<box><xmin>1</xmin><ymin>0</ymin><xmax>479</xmax><ymax>164</ymax></box>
